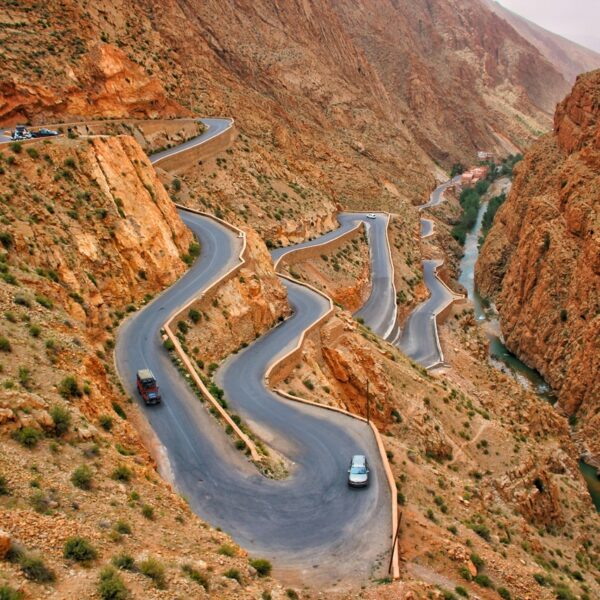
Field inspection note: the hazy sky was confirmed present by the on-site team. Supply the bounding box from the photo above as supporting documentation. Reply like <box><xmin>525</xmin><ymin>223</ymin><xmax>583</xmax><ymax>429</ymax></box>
<box><xmin>498</xmin><ymin>0</ymin><xmax>600</xmax><ymax>52</ymax></box>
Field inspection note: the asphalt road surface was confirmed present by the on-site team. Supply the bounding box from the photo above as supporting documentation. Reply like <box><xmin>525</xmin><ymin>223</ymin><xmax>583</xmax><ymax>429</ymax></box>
<box><xmin>150</xmin><ymin>118</ymin><xmax>232</xmax><ymax>165</ymax></box>
<box><xmin>116</xmin><ymin>203</ymin><xmax>391</xmax><ymax>582</ymax></box>
<box><xmin>272</xmin><ymin>213</ymin><xmax>397</xmax><ymax>340</ymax></box>
<box><xmin>395</xmin><ymin>179</ymin><xmax>458</xmax><ymax>367</ymax></box>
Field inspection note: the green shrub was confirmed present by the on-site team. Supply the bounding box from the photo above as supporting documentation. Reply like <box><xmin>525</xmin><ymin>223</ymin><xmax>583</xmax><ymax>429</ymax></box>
<box><xmin>35</xmin><ymin>294</ymin><xmax>53</xmax><ymax>309</ymax></box>
<box><xmin>13</xmin><ymin>426</ymin><xmax>42</xmax><ymax>448</ymax></box>
<box><xmin>98</xmin><ymin>566</ymin><xmax>129</xmax><ymax>600</ymax></box>
<box><xmin>498</xmin><ymin>588</ymin><xmax>512</xmax><ymax>600</ymax></box>
<box><xmin>172</xmin><ymin>178</ymin><xmax>181</xmax><ymax>192</ymax></box>
<box><xmin>111</xmin><ymin>465</ymin><xmax>133</xmax><ymax>482</ymax></box>
<box><xmin>473</xmin><ymin>573</ymin><xmax>493</xmax><ymax>588</ymax></box>
<box><xmin>58</xmin><ymin>376</ymin><xmax>81</xmax><ymax>399</ymax></box>
<box><xmin>29</xmin><ymin>489</ymin><xmax>51</xmax><ymax>514</ymax></box>
<box><xmin>454</xmin><ymin>587</ymin><xmax>468</xmax><ymax>597</ymax></box>
<box><xmin>63</xmin><ymin>536</ymin><xmax>97</xmax><ymax>562</ymax></box>
<box><xmin>188</xmin><ymin>241</ymin><xmax>201</xmax><ymax>257</ymax></box>
<box><xmin>0</xmin><ymin>232</ymin><xmax>13</xmax><ymax>249</ymax></box>
<box><xmin>112</xmin><ymin>402</ymin><xmax>127</xmax><ymax>419</ymax></box>
<box><xmin>0</xmin><ymin>474</ymin><xmax>9</xmax><ymax>495</ymax></box>
<box><xmin>0</xmin><ymin>584</ymin><xmax>23</xmax><ymax>600</ymax></box>
<box><xmin>224</xmin><ymin>568</ymin><xmax>241</xmax><ymax>583</ymax></box>
<box><xmin>0</xmin><ymin>336</ymin><xmax>11</xmax><ymax>352</ymax></box>
<box><xmin>9</xmin><ymin>142</ymin><xmax>22</xmax><ymax>154</ymax></box>
<box><xmin>50</xmin><ymin>405</ymin><xmax>71</xmax><ymax>435</ymax></box>
<box><xmin>112</xmin><ymin>553</ymin><xmax>135</xmax><ymax>571</ymax></box>
<box><xmin>141</xmin><ymin>503</ymin><xmax>154</xmax><ymax>520</ymax></box>
<box><xmin>163</xmin><ymin>337</ymin><xmax>175</xmax><ymax>351</ymax></box>
<box><xmin>139</xmin><ymin>557</ymin><xmax>166</xmax><ymax>589</ymax></box>
<box><xmin>218</xmin><ymin>543</ymin><xmax>236</xmax><ymax>557</ymax></box>
<box><xmin>470</xmin><ymin>552</ymin><xmax>484</xmax><ymax>570</ymax></box>
<box><xmin>28</xmin><ymin>325</ymin><xmax>41</xmax><ymax>338</ymax></box>
<box><xmin>469</xmin><ymin>522</ymin><xmax>491</xmax><ymax>542</ymax></box>
<box><xmin>250</xmin><ymin>558</ymin><xmax>272</xmax><ymax>577</ymax></box>
<box><xmin>71</xmin><ymin>465</ymin><xmax>93</xmax><ymax>490</ymax></box>
<box><xmin>181</xmin><ymin>563</ymin><xmax>209</xmax><ymax>590</ymax></box>
<box><xmin>26</xmin><ymin>147</ymin><xmax>39</xmax><ymax>159</ymax></box>
<box><xmin>188</xmin><ymin>308</ymin><xmax>201</xmax><ymax>323</ymax></box>
<box><xmin>113</xmin><ymin>520</ymin><xmax>131</xmax><ymax>535</ymax></box>
<box><xmin>99</xmin><ymin>414</ymin><xmax>113</xmax><ymax>431</ymax></box>
<box><xmin>19</xmin><ymin>554</ymin><xmax>55</xmax><ymax>582</ymax></box>
<box><xmin>63</xmin><ymin>157</ymin><xmax>76</xmax><ymax>169</ymax></box>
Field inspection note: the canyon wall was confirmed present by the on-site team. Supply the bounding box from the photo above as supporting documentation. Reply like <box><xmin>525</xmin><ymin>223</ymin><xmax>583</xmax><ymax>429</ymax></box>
<box><xmin>476</xmin><ymin>69</ymin><xmax>600</xmax><ymax>461</ymax></box>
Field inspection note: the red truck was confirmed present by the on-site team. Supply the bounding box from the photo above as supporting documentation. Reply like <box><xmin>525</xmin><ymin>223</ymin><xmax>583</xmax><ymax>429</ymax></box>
<box><xmin>136</xmin><ymin>369</ymin><xmax>161</xmax><ymax>405</ymax></box>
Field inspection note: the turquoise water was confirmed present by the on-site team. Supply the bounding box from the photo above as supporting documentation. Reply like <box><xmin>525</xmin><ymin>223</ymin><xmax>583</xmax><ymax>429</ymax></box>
<box><xmin>458</xmin><ymin>198</ymin><xmax>599</xmax><ymax>512</ymax></box>
<box><xmin>579</xmin><ymin>461</ymin><xmax>600</xmax><ymax>512</ymax></box>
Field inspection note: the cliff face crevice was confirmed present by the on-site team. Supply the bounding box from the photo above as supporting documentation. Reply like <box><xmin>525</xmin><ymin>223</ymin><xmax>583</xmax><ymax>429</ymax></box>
<box><xmin>0</xmin><ymin>135</ymin><xmax>192</xmax><ymax>338</ymax></box>
<box><xmin>476</xmin><ymin>69</ymin><xmax>600</xmax><ymax>461</ymax></box>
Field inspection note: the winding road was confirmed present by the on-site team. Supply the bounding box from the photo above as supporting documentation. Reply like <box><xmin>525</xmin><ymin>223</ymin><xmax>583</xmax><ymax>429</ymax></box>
<box><xmin>116</xmin><ymin>121</ymin><xmax>391</xmax><ymax>586</ymax></box>
<box><xmin>117</xmin><ymin>117</ymin><xmax>457</xmax><ymax>583</ymax></box>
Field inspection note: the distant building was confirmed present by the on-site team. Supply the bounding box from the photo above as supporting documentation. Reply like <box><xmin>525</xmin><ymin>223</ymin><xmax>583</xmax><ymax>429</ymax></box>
<box><xmin>477</xmin><ymin>150</ymin><xmax>494</xmax><ymax>161</ymax></box>
<box><xmin>461</xmin><ymin>165</ymin><xmax>489</xmax><ymax>187</ymax></box>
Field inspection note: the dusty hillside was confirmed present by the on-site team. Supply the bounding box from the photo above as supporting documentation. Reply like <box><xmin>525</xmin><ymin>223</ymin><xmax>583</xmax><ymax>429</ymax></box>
<box><xmin>0</xmin><ymin>136</ymin><xmax>280</xmax><ymax>599</ymax></box>
<box><xmin>334</xmin><ymin>0</ymin><xmax>569</xmax><ymax>165</ymax></box>
<box><xmin>0</xmin><ymin>0</ymin><xmax>574</xmax><ymax>205</ymax></box>
<box><xmin>482</xmin><ymin>0</ymin><xmax>600</xmax><ymax>84</ymax></box>
<box><xmin>476</xmin><ymin>70</ymin><xmax>600</xmax><ymax>465</ymax></box>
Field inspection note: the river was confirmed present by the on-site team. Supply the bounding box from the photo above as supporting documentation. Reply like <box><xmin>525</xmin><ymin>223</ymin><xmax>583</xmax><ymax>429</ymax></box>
<box><xmin>456</xmin><ymin>184</ymin><xmax>600</xmax><ymax>513</ymax></box>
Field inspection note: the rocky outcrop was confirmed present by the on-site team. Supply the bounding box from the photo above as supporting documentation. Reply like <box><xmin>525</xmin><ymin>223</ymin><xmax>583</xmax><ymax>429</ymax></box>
<box><xmin>1</xmin><ymin>44</ymin><xmax>186</xmax><ymax>124</ymax></box>
<box><xmin>178</xmin><ymin>228</ymin><xmax>290</xmax><ymax>365</ymax></box>
<box><xmin>0</xmin><ymin>135</ymin><xmax>192</xmax><ymax>338</ymax></box>
<box><xmin>476</xmin><ymin>69</ymin><xmax>600</xmax><ymax>461</ymax></box>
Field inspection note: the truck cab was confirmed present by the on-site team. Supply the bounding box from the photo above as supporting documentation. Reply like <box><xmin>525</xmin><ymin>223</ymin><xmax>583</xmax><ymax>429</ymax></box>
<box><xmin>136</xmin><ymin>369</ymin><xmax>161</xmax><ymax>405</ymax></box>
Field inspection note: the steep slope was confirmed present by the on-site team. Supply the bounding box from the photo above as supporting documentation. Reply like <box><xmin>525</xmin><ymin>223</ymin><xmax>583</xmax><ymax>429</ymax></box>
<box><xmin>0</xmin><ymin>136</ymin><xmax>276</xmax><ymax>598</ymax></box>
<box><xmin>476</xmin><ymin>69</ymin><xmax>600</xmax><ymax>464</ymax></box>
<box><xmin>333</xmin><ymin>0</ymin><xmax>570</xmax><ymax>165</ymax></box>
<box><xmin>483</xmin><ymin>0</ymin><xmax>600</xmax><ymax>84</ymax></box>
<box><xmin>0</xmin><ymin>0</ymin><xmax>571</xmax><ymax>193</ymax></box>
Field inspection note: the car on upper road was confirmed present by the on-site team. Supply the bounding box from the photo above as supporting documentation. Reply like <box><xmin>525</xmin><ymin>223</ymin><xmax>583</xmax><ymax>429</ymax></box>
<box><xmin>136</xmin><ymin>368</ymin><xmax>161</xmax><ymax>405</ymax></box>
<box><xmin>31</xmin><ymin>128</ymin><xmax>59</xmax><ymax>138</ymax></box>
<box><xmin>366</xmin><ymin>213</ymin><xmax>377</xmax><ymax>219</ymax></box>
<box><xmin>11</xmin><ymin>125</ymin><xmax>32</xmax><ymax>140</ymax></box>
<box><xmin>347</xmin><ymin>454</ymin><xmax>369</xmax><ymax>487</ymax></box>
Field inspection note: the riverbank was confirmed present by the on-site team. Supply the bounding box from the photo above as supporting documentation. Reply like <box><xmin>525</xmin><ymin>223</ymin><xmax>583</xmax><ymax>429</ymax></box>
<box><xmin>456</xmin><ymin>178</ymin><xmax>600</xmax><ymax>513</ymax></box>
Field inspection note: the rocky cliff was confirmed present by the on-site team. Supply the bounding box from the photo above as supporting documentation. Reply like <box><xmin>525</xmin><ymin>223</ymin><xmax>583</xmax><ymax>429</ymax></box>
<box><xmin>0</xmin><ymin>134</ymin><xmax>192</xmax><ymax>339</ymax></box>
<box><xmin>482</xmin><ymin>0</ymin><xmax>600</xmax><ymax>84</ymax></box>
<box><xmin>0</xmin><ymin>0</ymin><xmax>573</xmax><ymax>196</ymax></box>
<box><xmin>476</xmin><ymin>69</ymin><xmax>600</xmax><ymax>462</ymax></box>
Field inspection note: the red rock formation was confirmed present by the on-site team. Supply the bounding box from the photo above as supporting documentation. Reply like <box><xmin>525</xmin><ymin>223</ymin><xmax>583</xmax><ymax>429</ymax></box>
<box><xmin>476</xmin><ymin>69</ymin><xmax>600</xmax><ymax>461</ymax></box>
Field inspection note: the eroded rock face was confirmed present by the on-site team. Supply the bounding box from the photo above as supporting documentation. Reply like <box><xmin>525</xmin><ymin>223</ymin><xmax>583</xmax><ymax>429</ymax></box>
<box><xmin>180</xmin><ymin>228</ymin><xmax>290</xmax><ymax>365</ymax></box>
<box><xmin>0</xmin><ymin>43</ymin><xmax>186</xmax><ymax>124</ymax></box>
<box><xmin>476</xmin><ymin>69</ymin><xmax>600</xmax><ymax>461</ymax></box>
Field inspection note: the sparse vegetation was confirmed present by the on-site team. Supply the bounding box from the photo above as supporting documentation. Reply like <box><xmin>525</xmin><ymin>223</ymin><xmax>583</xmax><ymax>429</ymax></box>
<box><xmin>98</xmin><ymin>566</ymin><xmax>129</xmax><ymax>600</ymax></box>
<box><xmin>250</xmin><ymin>558</ymin><xmax>272</xmax><ymax>577</ymax></box>
<box><xmin>71</xmin><ymin>465</ymin><xmax>93</xmax><ymax>490</ymax></box>
<box><xmin>64</xmin><ymin>536</ymin><xmax>97</xmax><ymax>563</ymax></box>
<box><xmin>139</xmin><ymin>556</ymin><xmax>166</xmax><ymax>589</ymax></box>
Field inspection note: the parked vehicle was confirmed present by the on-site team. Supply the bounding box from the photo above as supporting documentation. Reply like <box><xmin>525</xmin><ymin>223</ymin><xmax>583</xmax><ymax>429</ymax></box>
<box><xmin>366</xmin><ymin>213</ymin><xmax>377</xmax><ymax>219</ymax></box>
<box><xmin>12</xmin><ymin>125</ymin><xmax>32</xmax><ymax>140</ymax></box>
<box><xmin>31</xmin><ymin>128</ymin><xmax>59</xmax><ymax>138</ymax></box>
<box><xmin>347</xmin><ymin>454</ymin><xmax>369</xmax><ymax>487</ymax></box>
<box><xmin>136</xmin><ymin>369</ymin><xmax>161</xmax><ymax>405</ymax></box>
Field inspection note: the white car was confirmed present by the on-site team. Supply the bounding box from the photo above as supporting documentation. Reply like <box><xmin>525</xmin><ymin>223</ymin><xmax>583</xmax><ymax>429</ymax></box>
<box><xmin>366</xmin><ymin>213</ymin><xmax>377</xmax><ymax>219</ymax></box>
